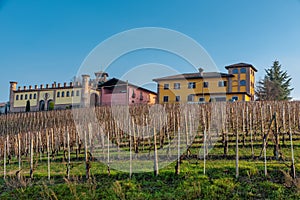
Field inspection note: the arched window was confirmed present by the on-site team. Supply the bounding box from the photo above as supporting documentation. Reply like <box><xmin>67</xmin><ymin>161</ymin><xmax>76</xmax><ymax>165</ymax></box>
<box><xmin>62</xmin><ymin>91</ymin><xmax>65</xmax><ymax>97</ymax></box>
<box><xmin>16</xmin><ymin>95</ymin><xmax>19</xmax><ymax>100</ymax></box>
<box><xmin>67</xmin><ymin>91</ymin><xmax>70</xmax><ymax>97</ymax></box>
<box><xmin>57</xmin><ymin>92</ymin><xmax>60</xmax><ymax>97</ymax></box>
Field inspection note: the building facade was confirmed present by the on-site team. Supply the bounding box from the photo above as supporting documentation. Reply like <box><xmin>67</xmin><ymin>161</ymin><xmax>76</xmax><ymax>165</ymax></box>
<box><xmin>9</xmin><ymin>71</ymin><xmax>157</xmax><ymax>113</ymax></box>
<box><xmin>153</xmin><ymin>63</ymin><xmax>257</xmax><ymax>104</ymax></box>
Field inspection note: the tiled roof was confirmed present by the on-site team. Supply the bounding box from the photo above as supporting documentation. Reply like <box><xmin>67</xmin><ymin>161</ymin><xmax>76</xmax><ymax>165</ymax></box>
<box><xmin>153</xmin><ymin>72</ymin><xmax>234</xmax><ymax>81</ymax></box>
<box><xmin>225</xmin><ymin>63</ymin><xmax>257</xmax><ymax>72</ymax></box>
<box><xmin>98</xmin><ymin>78</ymin><xmax>157</xmax><ymax>94</ymax></box>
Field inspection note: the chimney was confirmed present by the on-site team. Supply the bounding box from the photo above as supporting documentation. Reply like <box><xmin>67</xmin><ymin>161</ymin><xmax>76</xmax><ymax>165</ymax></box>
<box><xmin>35</xmin><ymin>85</ymin><xmax>38</xmax><ymax>89</ymax></box>
<box><xmin>58</xmin><ymin>83</ymin><xmax>61</xmax><ymax>88</ymax></box>
<box><xmin>70</xmin><ymin>82</ymin><xmax>73</xmax><ymax>87</ymax></box>
<box><xmin>18</xmin><ymin>86</ymin><xmax>21</xmax><ymax>91</ymax></box>
<box><xmin>23</xmin><ymin>86</ymin><xmax>27</xmax><ymax>90</ymax></box>
<box><xmin>40</xmin><ymin>84</ymin><xmax>43</xmax><ymax>89</ymax></box>
<box><xmin>198</xmin><ymin>68</ymin><xmax>204</xmax><ymax>76</ymax></box>
<box><xmin>46</xmin><ymin>84</ymin><xmax>49</xmax><ymax>88</ymax></box>
<box><xmin>29</xmin><ymin>85</ymin><xmax>32</xmax><ymax>90</ymax></box>
<box><xmin>64</xmin><ymin>82</ymin><xmax>67</xmax><ymax>87</ymax></box>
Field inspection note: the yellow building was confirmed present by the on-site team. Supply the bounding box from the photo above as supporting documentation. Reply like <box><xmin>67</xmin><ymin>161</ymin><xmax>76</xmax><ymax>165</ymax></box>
<box><xmin>153</xmin><ymin>63</ymin><xmax>257</xmax><ymax>103</ymax></box>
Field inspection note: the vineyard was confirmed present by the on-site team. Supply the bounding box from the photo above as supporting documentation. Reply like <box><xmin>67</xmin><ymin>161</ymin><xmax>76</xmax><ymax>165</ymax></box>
<box><xmin>0</xmin><ymin>101</ymin><xmax>300</xmax><ymax>199</ymax></box>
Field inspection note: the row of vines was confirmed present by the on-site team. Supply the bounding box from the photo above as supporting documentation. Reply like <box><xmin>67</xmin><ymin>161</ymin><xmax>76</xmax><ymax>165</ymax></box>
<box><xmin>0</xmin><ymin>101</ymin><xmax>299</xmax><ymax>181</ymax></box>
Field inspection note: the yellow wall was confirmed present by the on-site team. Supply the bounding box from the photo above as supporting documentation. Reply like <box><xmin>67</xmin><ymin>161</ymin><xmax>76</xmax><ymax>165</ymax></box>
<box><xmin>149</xmin><ymin>93</ymin><xmax>157</xmax><ymax>104</ymax></box>
<box><xmin>13</xmin><ymin>88</ymin><xmax>82</xmax><ymax>108</ymax></box>
<box><xmin>14</xmin><ymin>92</ymin><xmax>38</xmax><ymax>107</ymax></box>
<box><xmin>157</xmin><ymin>77</ymin><xmax>228</xmax><ymax>103</ymax></box>
<box><xmin>55</xmin><ymin>89</ymin><xmax>81</xmax><ymax>105</ymax></box>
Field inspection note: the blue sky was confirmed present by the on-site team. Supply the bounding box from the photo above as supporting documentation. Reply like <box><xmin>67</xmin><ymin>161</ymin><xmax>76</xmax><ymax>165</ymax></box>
<box><xmin>0</xmin><ymin>0</ymin><xmax>300</xmax><ymax>102</ymax></box>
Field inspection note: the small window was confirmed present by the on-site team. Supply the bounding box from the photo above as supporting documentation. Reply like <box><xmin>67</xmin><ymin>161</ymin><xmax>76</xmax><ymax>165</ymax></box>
<box><xmin>34</xmin><ymin>93</ymin><xmax>37</xmax><ymax>99</ymax></box>
<box><xmin>188</xmin><ymin>82</ymin><xmax>196</xmax><ymax>89</ymax></box>
<box><xmin>199</xmin><ymin>97</ymin><xmax>205</xmax><ymax>102</ymax></box>
<box><xmin>163</xmin><ymin>96</ymin><xmax>169</xmax><ymax>102</ymax></box>
<box><xmin>20</xmin><ymin>95</ymin><xmax>23</xmax><ymax>100</ymax></box>
<box><xmin>139</xmin><ymin>92</ymin><xmax>143</xmax><ymax>100</ymax></box>
<box><xmin>232</xmin><ymin>96</ymin><xmax>238</xmax><ymax>101</ymax></box>
<box><xmin>175</xmin><ymin>96</ymin><xmax>180</xmax><ymax>102</ymax></box>
<box><xmin>174</xmin><ymin>83</ymin><xmax>180</xmax><ymax>89</ymax></box>
<box><xmin>76</xmin><ymin>90</ymin><xmax>80</xmax><ymax>96</ymax></box>
<box><xmin>240</xmin><ymin>68</ymin><xmax>246</xmax><ymax>73</ymax></box>
<box><xmin>232</xmin><ymin>69</ymin><xmax>239</xmax><ymax>74</ymax></box>
<box><xmin>57</xmin><ymin>92</ymin><xmax>60</xmax><ymax>98</ymax></box>
<box><xmin>187</xmin><ymin>94</ymin><xmax>195</xmax><ymax>102</ymax></box>
<box><xmin>66</xmin><ymin>91</ymin><xmax>70</xmax><ymax>97</ymax></box>
<box><xmin>163</xmin><ymin>84</ymin><xmax>169</xmax><ymax>90</ymax></box>
<box><xmin>71</xmin><ymin>91</ymin><xmax>74</xmax><ymax>97</ymax></box>
<box><xmin>203</xmin><ymin>82</ymin><xmax>209</xmax><ymax>88</ymax></box>
<box><xmin>218</xmin><ymin>81</ymin><xmax>227</xmax><ymax>87</ymax></box>
<box><xmin>29</xmin><ymin>94</ymin><xmax>32</xmax><ymax>99</ymax></box>
<box><xmin>25</xmin><ymin>94</ymin><xmax>28</xmax><ymax>100</ymax></box>
<box><xmin>240</xmin><ymin>80</ymin><xmax>246</xmax><ymax>86</ymax></box>
<box><xmin>16</xmin><ymin>95</ymin><xmax>19</xmax><ymax>100</ymax></box>
<box><xmin>62</xmin><ymin>91</ymin><xmax>65</xmax><ymax>97</ymax></box>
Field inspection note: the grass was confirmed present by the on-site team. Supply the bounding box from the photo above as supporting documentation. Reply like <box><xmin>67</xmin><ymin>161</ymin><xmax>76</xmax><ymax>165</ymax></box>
<box><xmin>0</xmin><ymin>134</ymin><xmax>300</xmax><ymax>199</ymax></box>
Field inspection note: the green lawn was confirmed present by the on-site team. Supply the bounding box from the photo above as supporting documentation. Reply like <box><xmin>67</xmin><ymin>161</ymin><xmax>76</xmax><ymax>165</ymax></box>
<box><xmin>1</xmin><ymin>139</ymin><xmax>300</xmax><ymax>200</ymax></box>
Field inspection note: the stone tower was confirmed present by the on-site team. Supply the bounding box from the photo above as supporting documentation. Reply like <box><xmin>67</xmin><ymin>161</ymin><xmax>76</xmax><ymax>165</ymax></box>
<box><xmin>81</xmin><ymin>74</ymin><xmax>90</xmax><ymax>107</ymax></box>
<box><xmin>9</xmin><ymin>81</ymin><xmax>17</xmax><ymax>112</ymax></box>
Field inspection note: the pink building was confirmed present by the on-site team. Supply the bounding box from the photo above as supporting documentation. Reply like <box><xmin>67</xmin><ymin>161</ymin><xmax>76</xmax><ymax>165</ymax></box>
<box><xmin>99</xmin><ymin>78</ymin><xmax>157</xmax><ymax>106</ymax></box>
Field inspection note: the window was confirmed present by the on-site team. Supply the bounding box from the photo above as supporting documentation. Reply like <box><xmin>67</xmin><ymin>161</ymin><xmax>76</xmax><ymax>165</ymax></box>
<box><xmin>240</xmin><ymin>68</ymin><xmax>246</xmax><ymax>73</ymax></box>
<box><xmin>232</xmin><ymin>69</ymin><xmax>239</xmax><ymax>74</ymax></box>
<box><xmin>187</xmin><ymin>94</ymin><xmax>195</xmax><ymax>102</ymax></box>
<box><xmin>174</xmin><ymin>83</ymin><xmax>180</xmax><ymax>89</ymax></box>
<box><xmin>76</xmin><ymin>90</ymin><xmax>80</xmax><ymax>96</ymax></box>
<box><xmin>175</xmin><ymin>96</ymin><xmax>180</xmax><ymax>102</ymax></box>
<box><xmin>163</xmin><ymin>96</ymin><xmax>169</xmax><ymax>102</ymax></box>
<box><xmin>199</xmin><ymin>97</ymin><xmax>205</xmax><ymax>102</ymax></box>
<box><xmin>20</xmin><ymin>95</ymin><xmax>23</xmax><ymax>100</ymax></box>
<box><xmin>240</xmin><ymin>80</ymin><xmax>246</xmax><ymax>86</ymax></box>
<box><xmin>67</xmin><ymin>91</ymin><xmax>70</xmax><ymax>97</ymax></box>
<box><xmin>29</xmin><ymin>94</ymin><xmax>32</xmax><ymax>99</ymax></box>
<box><xmin>57</xmin><ymin>92</ymin><xmax>60</xmax><ymax>98</ymax></box>
<box><xmin>25</xmin><ymin>94</ymin><xmax>28</xmax><ymax>100</ymax></box>
<box><xmin>140</xmin><ymin>92</ymin><xmax>143</xmax><ymax>100</ymax></box>
<box><xmin>71</xmin><ymin>91</ymin><xmax>74</xmax><ymax>97</ymax></box>
<box><xmin>62</xmin><ymin>91</ymin><xmax>65</xmax><ymax>97</ymax></box>
<box><xmin>232</xmin><ymin>96</ymin><xmax>238</xmax><ymax>101</ymax></box>
<box><xmin>163</xmin><ymin>84</ymin><xmax>169</xmax><ymax>90</ymax></box>
<box><xmin>16</xmin><ymin>95</ymin><xmax>19</xmax><ymax>100</ymax></box>
<box><xmin>188</xmin><ymin>82</ymin><xmax>196</xmax><ymax>89</ymax></box>
<box><xmin>203</xmin><ymin>82</ymin><xmax>209</xmax><ymax>88</ymax></box>
<box><xmin>218</xmin><ymin>81</ymin><xmax>227</xmax><ymax>87</ymax></box>
<box><xmin>33</xmin><ymin>94</ymin><xmax>37</xmax><ymax>99</ymax></box>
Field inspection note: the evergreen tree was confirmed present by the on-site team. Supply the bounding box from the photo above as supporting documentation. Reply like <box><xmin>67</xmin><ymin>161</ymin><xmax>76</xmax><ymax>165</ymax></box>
<box><xmin>256</xmin><ymin>61</ymin><xmax>293</xmax><ymax>100</ymax></box>
<box><xmin>25</xmin><ymin>100</ymin><xmax>31</xmax><ymax>112</ymax></box>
